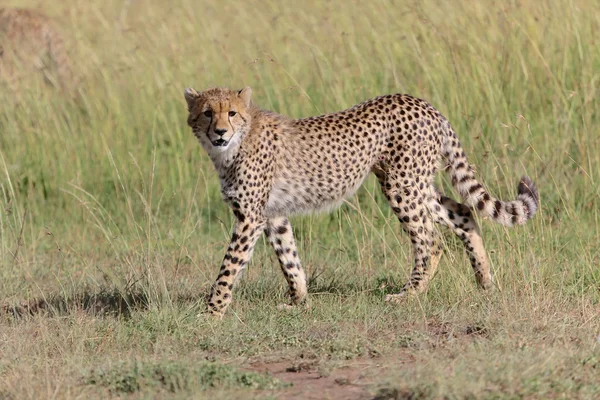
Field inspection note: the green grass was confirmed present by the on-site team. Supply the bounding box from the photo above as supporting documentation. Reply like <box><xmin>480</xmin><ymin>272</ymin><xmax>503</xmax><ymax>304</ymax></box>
<box><xmin>83</xmin><ymin>360</ymin><xmax>287</xmax><ymax>394</ymax></box>
<box><xmin>1</xmin><ymin>0</ymin><xmax>599</xmax><ymax>398</ymax></box>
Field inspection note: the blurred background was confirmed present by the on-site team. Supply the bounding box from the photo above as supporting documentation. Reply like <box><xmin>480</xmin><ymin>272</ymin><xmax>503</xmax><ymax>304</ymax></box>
<box><xmin>1</xmin><ymin>0</ymin><xmax>598</xmax><ymax>307</ymax></box>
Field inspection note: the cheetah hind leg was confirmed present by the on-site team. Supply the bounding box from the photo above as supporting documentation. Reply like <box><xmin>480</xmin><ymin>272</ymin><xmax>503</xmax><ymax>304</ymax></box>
<box><xmin>427</xmin><ymin>189</ymin><xmax>493</xmax><ymax>290</ymax></box>
<box><xmin>381</xmin><ymin>181</ymin><xmax>442</xmax><ymax>303</ymax></box>
<box><xmin>385</xmin><ymin>235</ymin><xmax>444</xmax><ymax>304</ymax></box>
<box><xmin>266</xmin><ymin>217</ymin><xmax>309</xmax><ymax>310</ymax></box>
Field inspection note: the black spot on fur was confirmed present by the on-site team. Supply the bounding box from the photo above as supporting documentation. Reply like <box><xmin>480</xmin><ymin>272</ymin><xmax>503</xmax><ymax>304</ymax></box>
<box><xmin>234</xmin><ymin>211</ymin><xmax>245</xmax><ymax>222</ymax></box>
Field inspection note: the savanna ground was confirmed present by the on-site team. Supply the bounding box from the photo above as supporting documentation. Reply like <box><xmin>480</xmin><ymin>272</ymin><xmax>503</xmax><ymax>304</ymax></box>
<box><xmin>1</xmin><ymin>0</ymin><xmax>599</xmax><ymax>398</ymax></box>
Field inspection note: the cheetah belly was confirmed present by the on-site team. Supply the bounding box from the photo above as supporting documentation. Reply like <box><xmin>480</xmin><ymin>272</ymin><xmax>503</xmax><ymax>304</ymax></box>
<box><xmin>265</xmin><ymin>169</ymin><xmax>371</xmax><ymax>217</ymax></box>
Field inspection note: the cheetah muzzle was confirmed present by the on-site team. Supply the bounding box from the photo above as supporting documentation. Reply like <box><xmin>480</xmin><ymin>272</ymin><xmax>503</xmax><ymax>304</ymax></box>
<box><xmin>184</xmin><ymin>86</ymin><xmax>540</xmax><ymax>317</ymax></box>
<box><xmin>211</xmin><ymin>138</ymin><xmax>228</xmax><ymax>147</ymax></box>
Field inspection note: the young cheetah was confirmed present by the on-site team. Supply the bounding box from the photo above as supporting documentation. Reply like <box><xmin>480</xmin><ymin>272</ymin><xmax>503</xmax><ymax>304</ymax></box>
<box><xmin>184</xmin><ymin>86</ymin><xmax>539</xmax><ymax>317</ymax></box>
<box><xmin>0</xmin><ymin>7</ymin><xmax>73</xmax><ymax>92</ymax></box>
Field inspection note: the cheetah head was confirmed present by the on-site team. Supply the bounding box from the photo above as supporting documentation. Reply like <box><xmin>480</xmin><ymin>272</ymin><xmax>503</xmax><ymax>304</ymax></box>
<box><xmin>184</xmin><ymin>86</ymin><xmax>252</xmax><ymax>153</ymax></box>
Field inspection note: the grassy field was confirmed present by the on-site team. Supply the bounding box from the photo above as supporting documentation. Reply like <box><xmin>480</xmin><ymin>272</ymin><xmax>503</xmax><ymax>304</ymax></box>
<box><xmin>1</xmin><ymin>0</ymin><xmax>599</xmax><ymax>398</ymax></box>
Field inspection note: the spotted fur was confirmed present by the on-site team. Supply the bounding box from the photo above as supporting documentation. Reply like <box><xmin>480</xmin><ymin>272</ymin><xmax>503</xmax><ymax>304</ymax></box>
<box><xmin>184</xmin><ymin>87</ymin><xmax>539</xmax><ymax>316</ymax></box>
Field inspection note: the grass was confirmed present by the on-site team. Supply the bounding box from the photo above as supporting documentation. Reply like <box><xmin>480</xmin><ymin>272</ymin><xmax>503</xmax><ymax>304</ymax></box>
<box><xmin>1</xmin><ymin>0</ymin><xmax>599</xmax><ymax>398</ymax></box>
<box><xmin>83</xmin><ymin>360</ymin><xmax>287</xmax><ymax>394</ymax></box>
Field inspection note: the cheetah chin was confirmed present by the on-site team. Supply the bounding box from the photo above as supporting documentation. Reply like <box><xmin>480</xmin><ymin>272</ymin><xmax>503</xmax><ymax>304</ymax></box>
<box><xmin>211</xmin><ymin>138</ymin><xmax>228</xmax><ymax>147</ymax></box>
<box><xmin>184</xmin><ymin>86</ymin><xmax>539</xmax><ymax>317</ymax></box>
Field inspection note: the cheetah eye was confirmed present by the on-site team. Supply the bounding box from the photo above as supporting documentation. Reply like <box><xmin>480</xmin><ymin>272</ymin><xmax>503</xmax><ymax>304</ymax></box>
<box><xmin>203</xmin><ymin>110</ymin><xmax>212</xmax><ymax>117</ymax></box>
<box><xmin>228</xmin><ymin>111</ymin><xmax>237</xmax><ymax>117</ymax></box>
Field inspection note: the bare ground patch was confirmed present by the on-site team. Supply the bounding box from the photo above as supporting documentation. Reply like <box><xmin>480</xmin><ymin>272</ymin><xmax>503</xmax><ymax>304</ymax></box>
<box><xmin>243</xmin><ymin>322</ymin><xmax>496</xmax><ymax>400</ymax></box>
<box><xmin>248</xmin><ymin>358</ymin><xmax>386</xmax><ymax>400</ymax></box>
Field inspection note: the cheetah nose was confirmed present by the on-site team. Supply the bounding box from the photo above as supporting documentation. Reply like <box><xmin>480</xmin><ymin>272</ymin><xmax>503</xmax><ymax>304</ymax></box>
<box><xmin>214</xmin><ymin>128</ymin><xmax>228</xmax><ymax>136</ymax></box>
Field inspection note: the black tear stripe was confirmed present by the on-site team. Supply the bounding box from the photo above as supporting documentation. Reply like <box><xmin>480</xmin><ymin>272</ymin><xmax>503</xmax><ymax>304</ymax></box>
<box><xmin>205</xmin><ymin>115</ymin><xmax>213</xmax><ymax>139</ymax></box>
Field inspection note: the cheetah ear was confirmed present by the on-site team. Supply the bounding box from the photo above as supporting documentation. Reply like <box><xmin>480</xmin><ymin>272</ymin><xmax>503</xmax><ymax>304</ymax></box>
<box><xmin>184</xmin><ymin>87</ymin><xmax>200</xmax><ymax>109</ymax></box>
<box><xmin>238</xmin><ymin>86</ymin><xmax>252</xmax><ymax>108</ymax></box>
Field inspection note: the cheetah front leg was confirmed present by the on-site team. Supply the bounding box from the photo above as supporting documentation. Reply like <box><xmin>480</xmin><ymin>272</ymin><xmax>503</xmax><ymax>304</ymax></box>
<box><xmin>207</xmin><ymin>215</ymin><xmax>266</xmax><ymax>317</ymax></box>
<box><xmin>266</xmin><ymin>217</ymin><xmax>308</xmax><ymax>308</ymax></box>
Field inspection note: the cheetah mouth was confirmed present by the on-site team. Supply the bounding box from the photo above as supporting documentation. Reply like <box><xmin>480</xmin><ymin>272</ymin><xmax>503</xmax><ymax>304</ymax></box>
<box><xmin>211</xmin><ymin>138</ymin><xmax>229</xmax><ymax>147</ymax></box>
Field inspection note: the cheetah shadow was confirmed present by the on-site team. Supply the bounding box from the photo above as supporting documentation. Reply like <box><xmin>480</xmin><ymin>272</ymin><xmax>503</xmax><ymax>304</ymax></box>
<box><xmin>305</xmin><ymin>271</ymin><xmax>403</xmax><ymax>297</ymax></box>
<box><xmin>2</xmin><ymin>288</ymin><xmax>149</xmax><ymax>319</ymax></box>
<box><xmin>1</xmin><ymin>288</ymin><xmax>207</xmax><ymax>320</ymax></box>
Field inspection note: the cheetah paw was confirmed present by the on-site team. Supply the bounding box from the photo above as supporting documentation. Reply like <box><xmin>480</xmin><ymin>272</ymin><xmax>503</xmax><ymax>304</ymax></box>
<box><xmin>277</xmin><ymin>303</ymin><xmax>295</xmax><ymax>311</ymax></box>
<box><xmin>384</xmin><ymin>292</ymin><xmax>411</xmax><ymax>304</ymax></box>
<box><xmin>277</xmin><ymin>300</ymin><xmax>311</xmax><ymax>311</ymax></box>
<box><xmin>477</xmin><ymin>275</ymin><xmax>494</xmax><ymax>291</ymax></box>
<box><xmin>197</xmin><ymin>308</ymin><xmax>224</xmax><ymax>319</ymax></box>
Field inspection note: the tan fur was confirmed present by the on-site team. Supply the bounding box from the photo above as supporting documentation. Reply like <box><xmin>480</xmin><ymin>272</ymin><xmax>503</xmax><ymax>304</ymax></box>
<box><xmin>0</xmin><ymin>7</ymin><xmax>74</xmax><ymax>92</ymax></box>
<box><xmin>184</xmin><ymin>87</ymin><xmax>539</xmax><ymax>316</ymax></box>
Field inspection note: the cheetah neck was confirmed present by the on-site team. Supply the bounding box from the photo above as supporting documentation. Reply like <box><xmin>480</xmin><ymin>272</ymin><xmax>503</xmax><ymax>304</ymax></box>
<box><xmin>206</xmin><ymin>108</ymin><xmax>290</xmax><ymax>190</ymax></box>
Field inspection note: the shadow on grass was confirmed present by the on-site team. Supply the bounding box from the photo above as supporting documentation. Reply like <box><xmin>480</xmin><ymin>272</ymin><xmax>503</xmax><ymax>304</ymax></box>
<box><xmin>1</xmin><ymin>275</ymin><xmax>411</xmax><ymax>320</ymax></box>
<box><xmin>1</xmin><ymin>286</ymin><xmax>212</xmax><ymax>320</ymax></box>
<box><xmin>1</xmin><ymin>288</ymin><xmax>150</xmax><ymax>319</ymax></box>
<box><xmin>306</xmin><ymin>272</ymin><xmax>404</xmax><ymax>297</ymax></box>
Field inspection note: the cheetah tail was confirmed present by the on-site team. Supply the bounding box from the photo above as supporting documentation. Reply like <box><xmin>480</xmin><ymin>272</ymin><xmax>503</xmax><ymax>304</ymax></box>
<box><xmin>442</xmin><ymin>124</ymin><xmax>539</xmax><ymax>227</ymax></box>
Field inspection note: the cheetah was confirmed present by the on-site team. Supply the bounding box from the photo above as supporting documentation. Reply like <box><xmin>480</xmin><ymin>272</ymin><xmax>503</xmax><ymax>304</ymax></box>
<box><xmin>0</xmin><ymin>7</ymin><xmax>74</xmax><ymax>92</ymax></box>
<box><xmin>184</xmin><ymin>86</ymin><xmax>539</xmax><ymax>317</ymax></box>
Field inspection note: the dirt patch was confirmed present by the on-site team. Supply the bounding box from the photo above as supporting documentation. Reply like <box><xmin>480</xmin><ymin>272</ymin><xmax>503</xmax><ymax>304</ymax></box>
<box><xmin>244</xmin><ymin>321</ymin><xmax>494</xmax><ymax>399</ymax></box>
<box><xmin>248</xmin><ymin>352</ymin><xmax>416</xmax><ymax>400</ymax></box>
<box><xmin>421</xmin><ymin>319</ymin><xmax>491</xmax><ymax>344</ymax></box>
<box><xmin>250</xmin><ymin>360</ymin><xmax>370</xmax><ymax>399</ymax></box>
